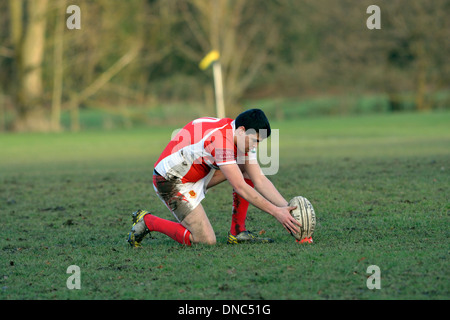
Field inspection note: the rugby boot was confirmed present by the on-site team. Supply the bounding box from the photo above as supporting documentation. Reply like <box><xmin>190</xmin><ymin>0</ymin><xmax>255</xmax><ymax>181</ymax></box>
<box><xmin>227</xmin><ymin>230</ymin><xmax>274</xmax><ymax>244</ymax></box>
<box><xmin>127</xmin><ymin>209</ymin><xmax>151</xmax><ymax>247</ymax></box>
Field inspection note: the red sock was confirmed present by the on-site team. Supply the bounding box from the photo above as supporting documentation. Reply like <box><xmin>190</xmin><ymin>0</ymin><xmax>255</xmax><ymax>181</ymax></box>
<box><xmin>144</xmin><ymin>214</ymin><xmax>191</xmax><ymax>246</ymax></box>
<box><xmin>230</xmin><ymin>178</ymin><xmax>254</xmax><ymax>236</ymax></box>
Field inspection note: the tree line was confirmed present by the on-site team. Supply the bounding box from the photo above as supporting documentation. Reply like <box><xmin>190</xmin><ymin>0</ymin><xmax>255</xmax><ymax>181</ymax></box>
<box><xmin>0</xmin><ymin>0</ymin><xmax>448</xmax><ymax>131</ymax></box>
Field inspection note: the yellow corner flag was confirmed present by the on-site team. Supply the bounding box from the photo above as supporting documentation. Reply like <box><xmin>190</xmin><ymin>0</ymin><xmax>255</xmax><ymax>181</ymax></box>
<box><xmin>199</xmin><ymin>50</ymin><xmax>220</xmax><ymax>70</ymax></box>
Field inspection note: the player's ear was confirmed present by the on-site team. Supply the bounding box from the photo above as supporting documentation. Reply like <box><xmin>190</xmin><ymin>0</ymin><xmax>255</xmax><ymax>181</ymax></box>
<box><xmin>238</xmin><ymin>126</ymin><xmax>246</xmax><ymax>135</ymax></box>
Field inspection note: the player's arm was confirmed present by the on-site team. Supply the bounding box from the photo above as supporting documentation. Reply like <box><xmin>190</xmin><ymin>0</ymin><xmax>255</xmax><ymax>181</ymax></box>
<box><xmin>243</xmin><ymin>159</ymin><xmax>288</xmax><ymax>207</ymax></box>
<box><xmin>219</xmin><ymin>163</ymin><xmax>300</xmax><ymax>234</ymax></box>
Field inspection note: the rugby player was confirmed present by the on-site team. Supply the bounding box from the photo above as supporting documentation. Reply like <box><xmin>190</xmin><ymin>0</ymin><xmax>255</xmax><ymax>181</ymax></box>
<box><xmin>127</xmin><ymin>109</ymin><xmax>300</xmax><ymax>246</ymax></box>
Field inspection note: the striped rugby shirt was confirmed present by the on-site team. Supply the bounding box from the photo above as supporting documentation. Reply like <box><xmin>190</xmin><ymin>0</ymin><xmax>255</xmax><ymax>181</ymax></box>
<box><xmin>154</xmin><ymin>117</ymin><xmax>255</xmax><ymax>183</ymax></box>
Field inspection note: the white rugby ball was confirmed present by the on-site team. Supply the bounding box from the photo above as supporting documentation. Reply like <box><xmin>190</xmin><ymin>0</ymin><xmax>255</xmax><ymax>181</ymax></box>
<box><xmin>288</xmin><ymin>196</ymin><xmax>316</xmax><ymax>241</ymax></box>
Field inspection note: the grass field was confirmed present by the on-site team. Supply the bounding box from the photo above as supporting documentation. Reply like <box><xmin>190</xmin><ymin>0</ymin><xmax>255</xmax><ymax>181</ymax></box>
<box><xmin>0</xmin><ymin>111</ymin><xmax>449</xmax><ymax>300</ymax></box>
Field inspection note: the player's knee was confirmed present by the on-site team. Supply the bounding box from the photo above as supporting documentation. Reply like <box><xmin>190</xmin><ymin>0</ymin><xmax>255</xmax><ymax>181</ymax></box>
<box><xmin>192</xmin><ymin>233</ymin><xmax>216</xmax><ymax>245</ymax></box>
<box><xmin>202</xmin><ymin>234</ymin><xmax>216</xmax><ymax>245</ymax></box>
<box><xmin>206</xmin><ymin>236</ymin><xmax>216</xmax><ymax>245</ymax></box>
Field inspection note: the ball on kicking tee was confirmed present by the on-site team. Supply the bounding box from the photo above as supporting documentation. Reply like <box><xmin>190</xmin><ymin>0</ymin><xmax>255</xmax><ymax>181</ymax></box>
<box><xmin>288</xmin><ymin>196</ymin><xmax>316</xmax><ymax>242</ymax></box>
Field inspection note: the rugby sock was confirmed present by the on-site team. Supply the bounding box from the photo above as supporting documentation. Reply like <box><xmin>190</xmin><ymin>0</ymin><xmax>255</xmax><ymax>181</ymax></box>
<box><xmin>144</xmin><ymin>214</ymin><xmax>191</xmax><ymax>246</ymax></box>
<box><xmin>230</xmin><ymin>178</ymin><xmax>254</xmax><ymax>236</ymax></box>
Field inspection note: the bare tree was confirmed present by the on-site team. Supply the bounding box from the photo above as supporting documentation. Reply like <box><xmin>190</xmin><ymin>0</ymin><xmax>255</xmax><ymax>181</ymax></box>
<box><xmin>11</xmin><ymin>0</ymin><xmax>49</xmax><ymax>131</ymax></box>
<box><xmin>173</xmin><ymin>0</ymin><xmax>280</xmax><ymax>116</ymax></box>
<box><xmin>60</xmin><ymin>0</ymin><xmax>171</xmax><ymax>130</ymax></box>
<box><xmin>51</xmin><ymin>1</ymin><xmax>66</xmax><ymax>132</ymax></box>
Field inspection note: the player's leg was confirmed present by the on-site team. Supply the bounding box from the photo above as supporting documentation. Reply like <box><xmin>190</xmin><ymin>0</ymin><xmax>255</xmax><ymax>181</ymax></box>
<box><xmin>143</xmin><ymin>213</ymin><xmax>192</xmax><ymax>245</ymax></box>
<box><xmin>129</xmin><ymin>171</ymin><xmax>217</xmax><ymax>246</ymax></box>
<box><xmin>230</xmin><ymin>175</ymin><xmax>254</xmax><ymax>236</ymax></box>
<box><xmin>228</xmin><ymin>164</ymin><xmax>274</xmax><ymax>244</ymax></box>
<box><xmin>128</xmin><ymin>172</ymin><xmax>194</xmax><ymax>247</ymax></box>
<box><xmin>142</xmin><ymin>203</ymin><xmax>215</xmax><ymax>246</ymax></box>
<box><xmin>205</xmin><ymin>166</ymin><xmax>257</xmax><ymax>237</ymax></box>
<box><xmin>127</xmin><ymin>208</ymin><xmax>192</xmax><ymax>247</ymax></box>
<box><xmin>140</xmin><ymin>203</ymin><xmax>215</xmax><ymax>246</ymax></box>
<box><xmin>180</xmin><ymin>203</ymin><xmax>216</xmax><ymax>245</ymax></box>
<box><xmin>223</xmin><ymin>163</ymin><xmax>252</xmax><ymax>236</ymax></box>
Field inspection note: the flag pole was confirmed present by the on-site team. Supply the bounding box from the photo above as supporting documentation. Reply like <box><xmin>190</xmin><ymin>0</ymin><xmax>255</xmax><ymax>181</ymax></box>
<box><xmin>212</xmin><ymin>61</ymin><xmax>225</xmax><ymax>118</ymax></box>
<box><xmin>199</xmin><ymin>50</ymin><xmax>225</xmax><ymax>118</ymax></box>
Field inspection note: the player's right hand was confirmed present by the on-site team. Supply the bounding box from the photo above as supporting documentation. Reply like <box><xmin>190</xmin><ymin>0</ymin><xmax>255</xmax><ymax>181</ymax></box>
<box><xmin>274</xmin><ymin>206</ymin><xmax>301</xmax><ymax>234</ymax></box>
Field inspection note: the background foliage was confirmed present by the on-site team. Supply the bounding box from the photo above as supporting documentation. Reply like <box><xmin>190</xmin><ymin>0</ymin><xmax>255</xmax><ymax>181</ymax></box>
<box><xmin>0</xmin><ymin>0</ymin><xmax>449</xmax><ymax>131</ymax></box>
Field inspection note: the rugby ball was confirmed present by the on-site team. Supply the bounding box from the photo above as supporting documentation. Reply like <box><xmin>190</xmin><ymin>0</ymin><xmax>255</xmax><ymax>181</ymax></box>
<box><xmin>288</xmin><ymin>196</ymin><xmax>316</xmax><ymax>241</ymax></box>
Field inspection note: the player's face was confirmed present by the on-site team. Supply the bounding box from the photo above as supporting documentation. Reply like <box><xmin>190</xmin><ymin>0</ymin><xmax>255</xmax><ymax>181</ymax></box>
<box><xmin>236</xmin><ymin>127</ymin><xmax>261</xmax><ymax>154</ymax></box>
<box><xmin>245</xmin><ymin>134</ymin><xmax>260</xmax><ymax>153</ymax></box>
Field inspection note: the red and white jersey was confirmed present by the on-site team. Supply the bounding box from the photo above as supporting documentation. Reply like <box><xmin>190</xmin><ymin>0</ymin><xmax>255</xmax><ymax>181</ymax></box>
<box><xmin>154</xmin><ymin>117</ymin><xmax>255</xmax><ymax>183</ymax></box>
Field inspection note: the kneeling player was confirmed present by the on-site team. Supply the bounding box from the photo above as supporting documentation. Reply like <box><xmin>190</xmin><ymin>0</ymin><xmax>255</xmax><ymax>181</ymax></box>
<box><xmin>127</xmin><ymin>109</ymin><xmax>300</xmax><ymax>246</ymax></box>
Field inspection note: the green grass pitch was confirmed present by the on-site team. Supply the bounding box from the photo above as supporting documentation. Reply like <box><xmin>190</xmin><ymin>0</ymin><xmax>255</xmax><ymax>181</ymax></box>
<box><xmin>1</xmin><ymin>111</ymin><xmax>449</xmax><ymax>299</ymax></box>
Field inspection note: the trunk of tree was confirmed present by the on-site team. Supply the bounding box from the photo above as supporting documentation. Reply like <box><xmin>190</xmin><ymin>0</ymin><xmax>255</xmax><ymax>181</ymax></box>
<box><xmin>51</xmin><ymin>2</ymin><xmax>65</xmax><ymax>132</ymax></box>
<box><xmin>13</xmin><ymin>0</ymin><xmax>49</xmax><ymax>131</ymax></box>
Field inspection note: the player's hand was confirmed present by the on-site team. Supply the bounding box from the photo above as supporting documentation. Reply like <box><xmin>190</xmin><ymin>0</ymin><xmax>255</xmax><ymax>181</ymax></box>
<box><xmin>273</xmin><ymin>206</ymin><xmax>301</xmax><ymax>234</ymax></box>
